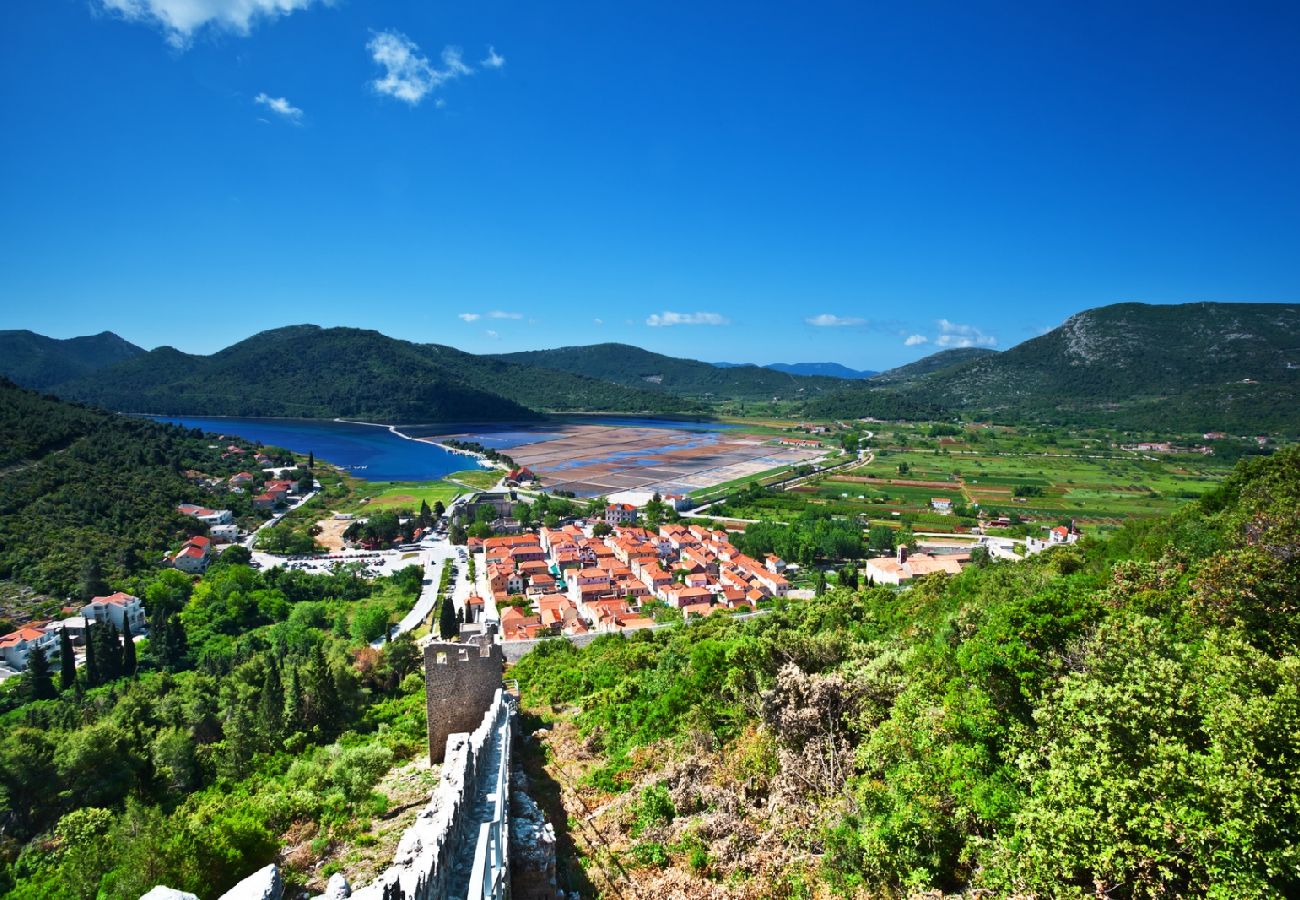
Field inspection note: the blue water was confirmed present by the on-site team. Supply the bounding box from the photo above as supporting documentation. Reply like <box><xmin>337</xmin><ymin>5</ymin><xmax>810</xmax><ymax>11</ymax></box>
<box><xmin>150</xmin><ymin>417</ymin><xmax>470</xmax><ymax>482</ymax></box>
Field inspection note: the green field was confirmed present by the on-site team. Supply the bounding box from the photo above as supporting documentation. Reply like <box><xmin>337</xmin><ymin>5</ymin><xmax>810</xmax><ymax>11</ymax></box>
<box><xmin>700</xmin><ymin>421</ymin><xmax>1258</xmax><ymax>532</ymax></box>
<box><xmin>344</xmin><ymin>469</ymin><xmax>498</xmax><ymax>513</ymax></box>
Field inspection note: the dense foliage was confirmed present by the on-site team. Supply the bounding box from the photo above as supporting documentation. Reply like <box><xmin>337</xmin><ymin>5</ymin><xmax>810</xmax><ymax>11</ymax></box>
<box><xmin>0</xmin><ymin>562</ymin><xmax>426</xmax><ymax>898</ymax></box>
<box><xmin>515</xmin><ymin>446</ymin><xmax>1300</xmax><ymax>897</ymax></box>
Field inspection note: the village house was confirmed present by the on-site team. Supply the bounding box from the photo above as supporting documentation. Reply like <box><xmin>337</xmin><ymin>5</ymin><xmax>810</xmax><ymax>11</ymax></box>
<box><xmin>931</xmin><ymin>497</ymin><xmax>953</xmax><ymax>513</ymax></box>
<box><xmin>865</xmin><ymin>546</ymin><xmax>965</xmax><ymax>586</ymax></box>
<box><xmin>81</xmin><ymin>591</ymin><xmax>147</xmax><ymax>634</ymax></box>
<box><xmin>166</xmin><ymin>535</ymin><xmax>211</xmax><ymax>574</ymax></box>
<box><xmin>605</xmin><ymin>503</ymin><xmax>639</xmax><ymax>526</ymax></box>
<box><xmin>0</xmin><ymin>623</ymin><xmax>60</xmax><ymax>671</ymax></box>
<box><xmin>177</xmin><ymin>504</ymin><xmax>233</xmax><ymax>526</ymax></box>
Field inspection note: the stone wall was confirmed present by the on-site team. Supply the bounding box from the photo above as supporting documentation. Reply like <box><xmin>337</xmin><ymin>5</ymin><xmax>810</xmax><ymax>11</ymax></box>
<box><xmin>350</xmin><ymin>690</ymin><xmax>512</xmax><ymax>900</ymax></box>
<box><xmin>424</xmin><ymin>636</ymin><xmax>503</xmax><ymax>764</ymax></box>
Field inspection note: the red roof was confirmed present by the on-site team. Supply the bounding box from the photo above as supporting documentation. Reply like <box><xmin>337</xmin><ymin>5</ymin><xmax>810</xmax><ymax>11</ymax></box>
<box><xmin>90</xmin><ymin>591</ymin><xmax>138</xmax><ymax>606</ymax></box>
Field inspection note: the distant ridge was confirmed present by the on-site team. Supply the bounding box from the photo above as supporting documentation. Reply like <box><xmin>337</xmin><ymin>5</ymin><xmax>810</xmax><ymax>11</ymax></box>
<box><xmin>491</xmin><ymin>343</ymin><xmax>844</xmax><ymax>400</ymax></box>
<box><xmin>810</xmin><ymin>302</ymin><xmax>1300</xmax><ymax>431</ymax></box>
<box><xmin>713</xmin><ymin>361</ymin><xmax>878</xmax><ymax>380</ymax></box>
<box><xmin>52</xmin><ymin>326</ymin><xmax>701</xmax><ymax>423</ymax></box>
<box><xmin>0</xmin><ymin>329</ymin><xmax>144</xmax><ymax>390</ymax></box>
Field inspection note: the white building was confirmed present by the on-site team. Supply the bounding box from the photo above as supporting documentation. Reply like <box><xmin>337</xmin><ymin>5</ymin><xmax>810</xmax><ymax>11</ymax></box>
<box><xmin>177</xmin><ymin>504</ymin><xmax>233</xmax><ymax>526</ymax></box>
<box><xmin>0</xmin><ymin>624</ymin><xmax>60</xmax><ymax>671</ymax></box>
<box><xmin>81</xmin><ymin>592</ymin><xmax>147</xmax><ymax>634</ymax></box>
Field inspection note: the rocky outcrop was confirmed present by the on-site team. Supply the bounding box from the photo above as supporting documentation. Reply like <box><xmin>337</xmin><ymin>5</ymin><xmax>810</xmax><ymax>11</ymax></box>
<box><xmin>138</xmin><ymin>862</ymin><xmax>282</xmax><ymax>900</ymax></box>
<box><xmin>138</xmin><ymin>889</ymin><xmax>199</xmax><ymax>900</ymax></box>
<box><xmin>216</xmin><ymin>865</ymin><xmax>282</xmax><ymax>900</ymax></box>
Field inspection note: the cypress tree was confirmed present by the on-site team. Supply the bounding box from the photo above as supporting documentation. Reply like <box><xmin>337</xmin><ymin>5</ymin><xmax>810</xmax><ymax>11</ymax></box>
<box><xmin>97</xmin><ymin>623</ymin><xmax>122</xmax><ymax>682</ymax></box>
<box><xmin>282</xmin><ymin>664</ymin><xmax>303</xmax><ymax>736</ymax></box>
<box><xmin>307</xmin><ymin>451</ymin><xmax>314</xmax><ymax>469</ymax></box>
<box><xmin>418</xmin><ymin>500</ymin><xmax>433</xmax><ymax>529</ymax></box>
<box><xmin>25</xmin><ymin>645</ymin><xmax>57</xmax><ymax>701</ymax></box>
<box><xmin>121</xmin><ymin>619</ymin><xmax>137</xmax><ymax>677</ymax></box>
<box><xmin>439</xmin><ymin>598</ymin><xmax>458</xmax><ymax>639</ymax></box>
<box><xmin>258</xmin><ymin>658</ymin><xmax>285</xmax><ymax>750</ymax></box>
<box><xmin>84</xmin><ymin>622</ymin><xmax>100</xmax><ymax>687</ymax></box>
<box><xmin>59</xmin><ymin>628</ymin><xmax>76</xmax><ymax>692</ymax></box>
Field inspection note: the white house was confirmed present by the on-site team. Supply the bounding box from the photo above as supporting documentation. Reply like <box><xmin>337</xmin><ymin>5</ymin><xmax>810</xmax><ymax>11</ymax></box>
<box><xmin>177</xmin><ymin>504</ymin><xmax>233</xmax><ymax>526</ymax></box>
<box><xmin>605</xmin><ymin>503</ymin><xmax>638</xmax><ymax>526</ymax></box>
<box><xmin>81</xmin><ymin>592</ymin><xmax>147</xmax><ymax>634</ymax></box>
<box><xmin>208</xmin><ymin>523</ymin><xmax>239</xmax><ymax>543</ymax></box>
<box><xmin>0</xmin><ymin>624</ymin><xmax>59</xmax><ymax>671</ymax></box>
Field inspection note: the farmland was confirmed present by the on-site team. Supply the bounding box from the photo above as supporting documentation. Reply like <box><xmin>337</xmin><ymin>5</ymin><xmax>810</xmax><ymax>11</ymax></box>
<box><xmin>700</xmin><ymin>421</ymin><xmax>1260</xmax><ymax>534</ymax></box>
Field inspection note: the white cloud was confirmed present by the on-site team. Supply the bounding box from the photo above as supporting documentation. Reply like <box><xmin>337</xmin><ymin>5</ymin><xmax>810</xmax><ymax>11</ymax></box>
<box><xmin>96</xmin><ymin>0</ymin><xmax>321</xmax><ymax>48</ymax></box>
<box><xmin>593</xmin><ymin>318</ymin><xmax>604</xmax><ymax>326</ymax></box>
<box><xmin>933</xmin><ymin>319</ymin><xmax>998</xmax><ymax>348</ymax></box>
<box><xmin>368</xmin><ymin>31</ymin><xmax>473</xmax><ymax>105</ymax></box>
<box><xmin>645</xmin><ymin>311</ymin><xmax>730</xmax><ymax>327</ymax></box>
<box><xmin>482</xmin><ymin>46</ymin><xmax>506</xmax><ymax>69</ymax></box>
<box><xmin>806</xmin><ymin>313</ymin><xmax>866</xmax><ymax>327</ymax></box>
<box><xmin>904</xmin><ymin>334</ymin><xmax>928</xmax><ymax>346</ymax></box>
<box><xmin>487</xmin><ymin>310</ymin><xmax>522</xmax><ymax>320</ymax></box>
<box><xmin>458</xmin><ymin>313</ymin><xmax>481</xmax><ymax>322</ymax></box>
<box><xmin>484</xmin><ymin>329</ymin><xmax>499</xmax><ymax>339</ymax></box>
<box><xmin>254</xmin><ymin>92</ymin><xmax>303</xmax><ymax>123</ymax></box>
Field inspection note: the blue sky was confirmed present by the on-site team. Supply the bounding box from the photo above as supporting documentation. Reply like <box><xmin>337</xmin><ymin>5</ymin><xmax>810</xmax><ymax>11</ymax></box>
<box><xmin>2</xmin><ymin>1</ymin><xmax>1298</xmax><ymax>369</ymax></box>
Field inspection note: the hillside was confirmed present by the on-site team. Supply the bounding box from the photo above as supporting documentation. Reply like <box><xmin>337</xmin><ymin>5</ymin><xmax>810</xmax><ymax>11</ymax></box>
<box><xmin>0</xmin><ymin>330</ymin><xmax>144</xmax><ymax>390</ymax></box>
<box><xmin>491</xmin><ymin>343</ymin><xmax>844</xmax><ymax>400</ymax></box>
<box><xmin>811</xmin><ymin>303</ymin><xmax>1300</xmax><ymax>431</ymax></box>
<box><xmin>513</xmin><ymin>445</ymin><xmax>1300</xmax><ymax>898</ymax></box>
<box><xmin>54</xmin><ymin>326</ymin><xmax>699</xmax><ymax>422</ymax></box>
<box><xmin>867</xmin><ymin>346</ymin><xmax>998</xmax><ymax>385</ymax></box>
<box><xmin>0</xmin><ymin>379</ymin><xmax>274</xmax><ymax>597</ymax></box>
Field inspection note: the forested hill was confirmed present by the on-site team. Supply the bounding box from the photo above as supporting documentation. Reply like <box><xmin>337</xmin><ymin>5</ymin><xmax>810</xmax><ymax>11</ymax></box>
<box><xmin>867</xmin><ymin>346</ymin><xmax>998</xmax><ymax>385</ymax></box>
<box><xmin>0</xmin><ymin>379</ymin><xmax>274</xmax><ymax>597</ymax></box>
<box><xmin>52</xmin><ymin>326</ymin><xmax>700</xmax><ymax>421</ymax></box>
<box><xmin>490</xmin><ymin>343</ymin><xmax>846</xmax><ymax>400</ymax></box>
<box><xmin>811</xmin><ymin>302</ymin><xmax>1300</xmax><ymax>431</ymax></box>
<box><xmin>0</xmin><ymin>330</ymin><xmax>144</xmax><ymax>390</ymax></box>
<box><xmin>513</xmin><ymin>444</ymin><xmax>1300</xmax><ymax>897</ymax></box>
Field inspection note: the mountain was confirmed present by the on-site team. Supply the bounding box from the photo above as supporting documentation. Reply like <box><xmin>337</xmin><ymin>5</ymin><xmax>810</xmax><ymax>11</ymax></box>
<box><xmin>713</xmin><ymin>361</ymin><xmax>877</xmax><ymax>379</ymax></box>
<box><xmin>766</xmin><ymin>362</ymin><xmax>878</xmax><ymax>379</ymax></box>
<box><xmin>52</xmin><ymin>326</ymin><xmax>701</xmax><ymax>422</ymax></box>
<box><xmin>491</xmin><ymin>343</ymin><xmax>844</xmax><ymax>400</ymax></box>
<box><xmin>0</xmin><ymin>329</ymin><xmax>145</xmax><ymax>390</ymax></box>
<box><xmin>811</xmin><ymin>302</ymin><xmax>1300</xmax><ymax>431</ymax></box>
<box><xmin>867</xmin><ymin>347</ymin><xmax>999</xmax><ymax>385</ymax></box>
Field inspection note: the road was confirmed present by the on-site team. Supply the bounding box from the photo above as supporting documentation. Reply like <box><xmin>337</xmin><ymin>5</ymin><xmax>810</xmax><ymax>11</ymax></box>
<box><xmin>685</xmin><ymin>439</ymin><xmax>875</xmax><ymax>517</ymax></box>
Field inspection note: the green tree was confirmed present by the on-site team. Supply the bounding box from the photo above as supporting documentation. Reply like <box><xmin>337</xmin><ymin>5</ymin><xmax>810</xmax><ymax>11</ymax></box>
<box><xmin>83</xmin><ymin>622</ymin><xmax>100</xmax><ymax>687</ymax></box>
<box><xmin>80</xmin><ymin>557</ymin><xmax>109</xmax><ymax>602</ymax></box>
<box><xmin>59</xmin><ymin>627</ymin><xmax>77</xmax><ymax>692</ymax></box>
<box><xmin>25</xmin><ymin>644</ymin><xmax>57</xmax><ymax>701</ymax></box>
<box><xmin>257</xmin><ymin>659</ymin><xmax>284</xmax><ymax>750</ymax></box>
<box><xmin>121</xmin><ymin>619</ymin><xmax>137</xmax><ymax>677</ymax></box>
<box><xmin>439</xmin><ymin>598</ymin><xmax>459</xmax><ymax>640</ymax></box>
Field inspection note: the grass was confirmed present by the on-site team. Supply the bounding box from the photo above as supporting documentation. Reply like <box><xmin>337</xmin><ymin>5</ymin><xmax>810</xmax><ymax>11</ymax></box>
<box><xmin>345</xmin><ymin>477</ymin><xmax>469</xmax><ymax>513</ymax></box>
